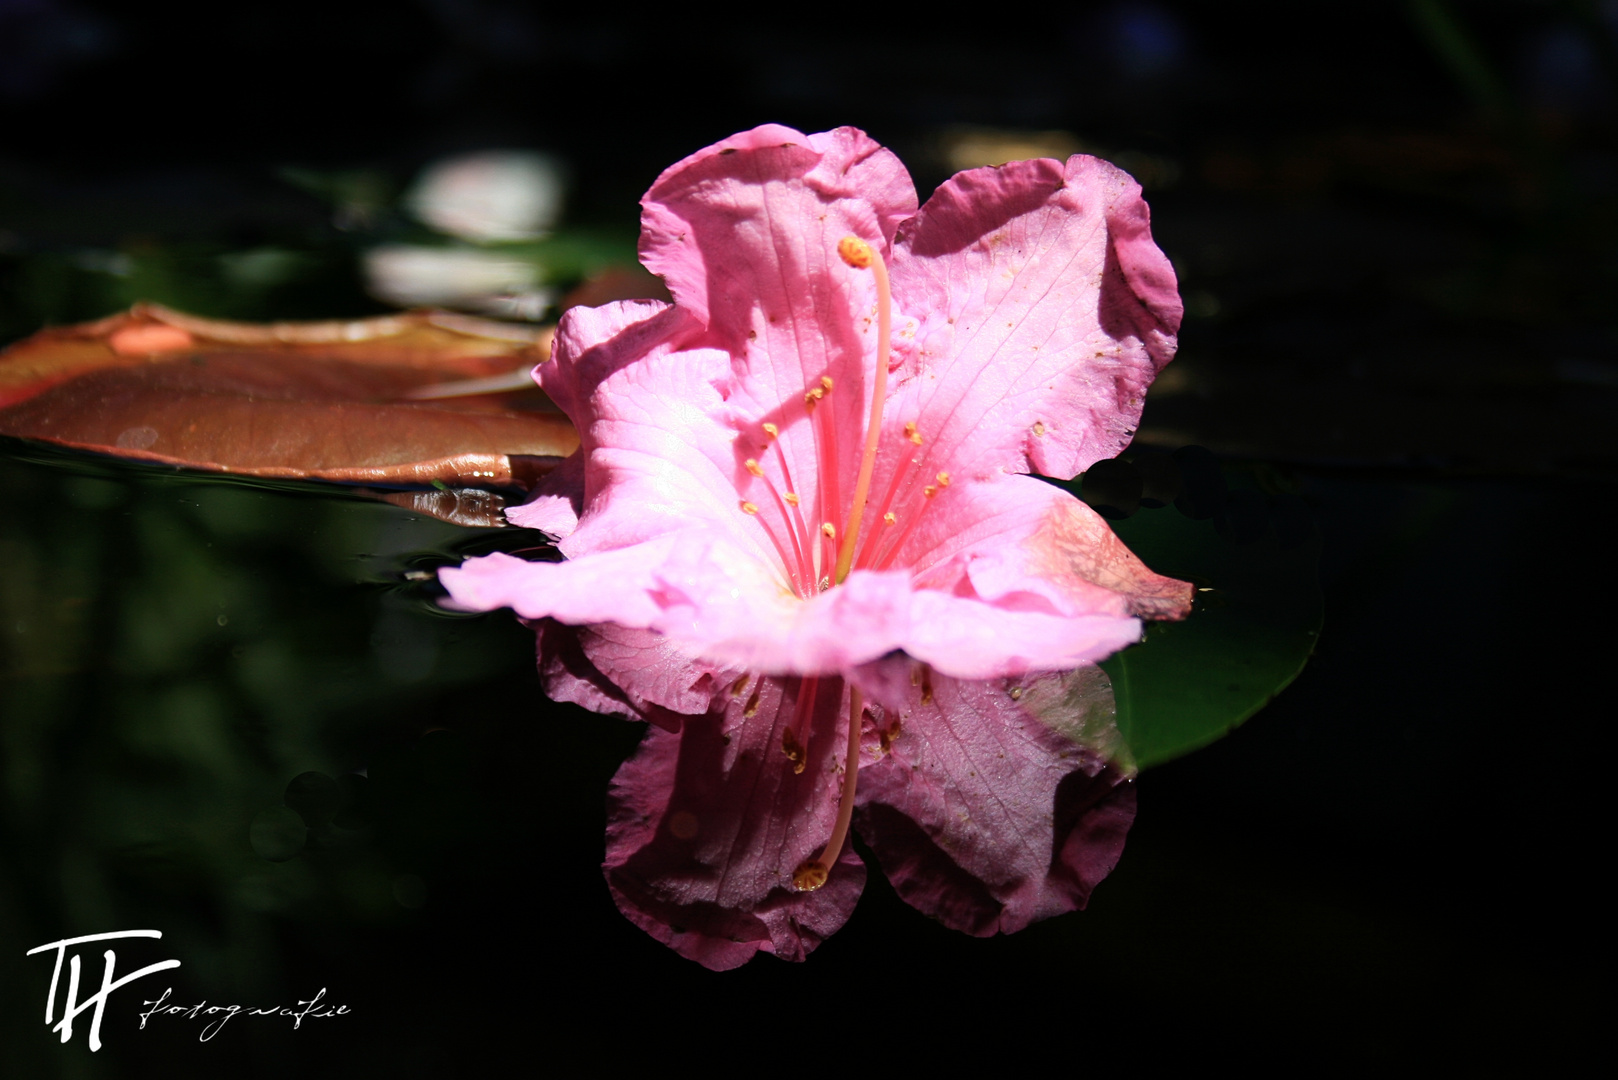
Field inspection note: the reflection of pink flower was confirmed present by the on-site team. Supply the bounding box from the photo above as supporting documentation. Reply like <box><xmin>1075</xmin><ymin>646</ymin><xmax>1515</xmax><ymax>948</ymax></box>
<box><xmin>442</xmin><ymin>125</ymin><xmax>1191</xmax><ymax>968</ymax></box>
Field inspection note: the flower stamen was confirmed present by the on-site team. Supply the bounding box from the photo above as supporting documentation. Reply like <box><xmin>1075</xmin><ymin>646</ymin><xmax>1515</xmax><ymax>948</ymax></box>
<box><xmin>746</xmin><ymin>457</ymin><xmax>810</xmax><ymax>593</ymax></box>
<box><xmin>855</xmin><ymin>424</ymin><xmax>924</xmax><ymax>571</ymax></box>
<box><xmin>793</xmin><ymin>684</ymin><xmax>865</xmax><ymax>892</ymax></box>
<box><xmin>786</xmin><ymin>675</ymin><xmax>821</xmax><ymax>762</ymax></box>
<box><xmin>873</xmin><ymin>471</ymin><xmax>952</xmax><ymax>572</ymax></box>
<box><xmin>833</xmin><ymin>235</ymin><xmax>892</xmax><ymax>585</ymax></box>
<box><xmin>739</xmin><ymin>498</ymin><xmax>799</xmax><ymax>592</ymax></box>
<box><xmin>763</xmin><ymin>423</ymin><xmax>816</xmax><ymax>588</ymax></box>
<box><xmin>812</xmin><ymin>380</ymin><xmax>842</xmax><ymax>580</ymax></box>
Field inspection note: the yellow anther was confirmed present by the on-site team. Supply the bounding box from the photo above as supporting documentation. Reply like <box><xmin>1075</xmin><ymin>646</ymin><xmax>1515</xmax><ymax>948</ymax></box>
<box><xmin>793</xmin><ymin>861</ymin><xmax>830</xmax><ymax>891</ymax></box>
<box><xmin>732</xmin><ymin>675</ymin><xmax>751</xmax><ymax>696</ymax></box>
<box><xmin>740</xmin><ymin>500</ymin><xmax>760</xmax><ymax>515</ymax></box>
<box><xmin>1032</xmin><ymin>421</ymin><xmax>1046</xmax><ymax>437</ymax></box>
<box><xmin>883</xmin><ymin>511</ymin><xmax>896</xmax><ymax>526</ymax></box>
<box><xmin>837</xmin><ymin>236</ymin><xmax>874</xmax><ymax>269</ymax></box>
<box><xmin>821</xmin><ymin>522</ymin><xmax>837</xmax><ymax>539</ymax></box>
<box><xmin>762</xmin><ymin>422</ymin><xmax>779</xmax><ymax>440</ymax></box>
<box><xmin>804</xmin><ymin>386</ymin><xmax>825</xmax><ymax>410</ymax></box>
<box><xmin>923</xmin><ymin>485</ymin><xmax>937</xmax><ymax>498</ymax></box>
<box><xmin>782</xmin><ymin>728</ymin><xmax>806</xmax><ymax>774</ymax></box>
<box><xmin>935</xmin><ymin>471</ymin><xmax>951</xmax><ymax>487</ymax></box>
<box><xmin>878</xmin><ymin>719</ymin><xmax>901</xmax><ymax>753</ymax></box>
<box><xmin>820</xmin><ymin>375</ymin><xmax>834</xmax><ymax>392</ymax></box>
<box><xmin>744</xmin><ymin>686</ymin><xmax>762</xmax><ymax>717</ymax></box>
<box><xmin>745</xmin><ymin>458</ymin><xmax>764</xmax><ymax>477</ymax></box>
<box><xmin>784</xmin><ymin>491</ymin><xmax>801</xmax><ymax>507</ymax></box>
<box><xmin>905</xmin><ymin>421</ymin><xmax>922</xmax><ymax>446</ymax></box>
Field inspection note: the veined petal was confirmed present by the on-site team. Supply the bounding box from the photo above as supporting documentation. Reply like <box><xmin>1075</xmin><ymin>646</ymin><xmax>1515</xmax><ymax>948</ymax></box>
<box><xmin>889</xmin><ymin>154</ymin><xmax>1181</xmax><ymax>484</ymax></box>
<box><xmin>605</xmin><ymin>673</ymin><xmax>865</xmax><ymax>970</ymax></box>
<box><xmin>439</xmin><ymin>543</ymin><xmax>677</xmax><ymax>627</ymax></box>
<box><xmin>855</xmin><ymin>667</ymin><xmax>1135</xmax><ymax>936</ymax></box>
<box><xmin>640</xmin><ymin>124</ymin><xmax>917</xmax><ymax>352</ymax></box>
<box><xmin>506</xmin><ymin>448</ymin><xmax>582</xmax><ymax>536</ymax></box>
<box><xmin>441</xmin><ymin>531</ymin><xmax>792</xmax><ymax>641</ymax></box>
<box><xmin>903</xmin><ymin>592</ymin><xmax>1143</xmax><ymax>681</ymax></box>
<box><xmin>543</xmin><ymin>307</ymin><xmax>744</xmax><ymax>557</ymax></box>
<box><xmin>532</xmin><ymin>617</ymin><xmax>663</xmax><ymax>727</ymax></box>
<box><xmin>682</xmin><ymin>567</ymin><xmax>919</xmax><ymax>675</ymax></box>
<box><xmin>574</xmin><ymin>622</ymin><xmax>740</xmax><ymax>718</ymax></box>
<box><xmin>902</xmin><ymin>472</ymin><xmax>1194</xmax><ymax>622</ymax></box>
<box><xmin>537</xmin><ymin>298</ymin><xmax>691</xmax><ymax>435</ymax></box>
<box><xmin>636</xmin><ymin>126</ymin><xmax>919</xmax><ymax>539</ymax></box>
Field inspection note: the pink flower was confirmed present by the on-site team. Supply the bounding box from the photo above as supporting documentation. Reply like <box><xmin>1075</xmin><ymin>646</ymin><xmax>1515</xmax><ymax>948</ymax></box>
<box><xmin>441</xmin><ymin>125</ymin><xmax>1191</xmax><ymax>968</ymax></box>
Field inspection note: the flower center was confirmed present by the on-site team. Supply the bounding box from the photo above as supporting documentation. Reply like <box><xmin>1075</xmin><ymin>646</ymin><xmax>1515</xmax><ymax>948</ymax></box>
<box><xmin>737</xmin><ymin>236</ymin><xmax>951</xmax><ymax>601</ymax></box>
<box><xmin>731</xmin><ymin>236</ymin><xmax>962</xmax><ymax>892</ymax></box>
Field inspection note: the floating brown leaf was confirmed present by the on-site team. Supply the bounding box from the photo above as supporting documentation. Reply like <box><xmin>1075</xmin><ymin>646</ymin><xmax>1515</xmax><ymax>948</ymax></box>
<box><xmin>0</xmin><ymin>303</ymin><xmax>579</xmax><ymax>492</ymax></box>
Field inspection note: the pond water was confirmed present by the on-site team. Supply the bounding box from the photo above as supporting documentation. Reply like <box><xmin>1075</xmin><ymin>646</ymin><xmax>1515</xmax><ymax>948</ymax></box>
<box><xmin>1</xmin><ymin>435</ymin><xmax>1602</xmax><ymax>1074</ymax></box>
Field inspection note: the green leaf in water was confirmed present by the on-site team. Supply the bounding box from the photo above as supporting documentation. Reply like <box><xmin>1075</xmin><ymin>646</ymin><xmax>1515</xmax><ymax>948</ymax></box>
<box><xmin>1094</xmin><ymin>471</ymin><xmax>1323</xmax><ymax>769</ymax></box>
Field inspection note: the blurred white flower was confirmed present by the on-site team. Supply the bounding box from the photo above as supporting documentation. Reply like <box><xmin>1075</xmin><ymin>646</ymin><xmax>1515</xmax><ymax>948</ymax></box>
<box><xmin>406</xmin><ymin>150</ymin><xmax>565</xmax><ymax>242</ymax></box>
<box><xmin>363</xmin><ymin>245</ymin><xmax>552</xmax><ymax>318</ymax></box>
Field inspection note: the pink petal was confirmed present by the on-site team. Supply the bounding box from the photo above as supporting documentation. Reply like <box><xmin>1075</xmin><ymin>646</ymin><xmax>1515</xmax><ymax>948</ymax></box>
<box><xmin>575</xmin><ymin>622</ymin><xmax>738</xmax><ymax>719</ymax></box>
<box><xmin>506</xmin><ymin>448</ymin><xmax>583</xmax><ymax>536</ymax></box>
<box><xmin>634</xmin><ymin>125</ymin><xmax>920</xmax><ymax>552</ymax></box>
<box><xmin>902</xmin><ymin>591</ymin><xmax>1144</xmax><ymax>680</ymax></box>
<box><xmin>639</xmin><ymin>124</ymin><xmax>917</xmax><ymax>349</ymax></box>
<box><xmin>533</xmin><ymin>619</ymin><xmax>741</xmax><ymax>739</ymax></box>
<box><xmin>902</xmin><ymin>471</ymin><xmax>1192</xmax><ymax>622</ymax></box>
<box><xmin>855</xmin><ymin>667</ymin><xmax>1135</xmax><ymax>935</ymax></box>
<box><xmin>534</xmin><ymin>298</ymin><xmax>689</xmax><ymax>432</ymax></box>
<box><xmin>678</xmin><ymin>566</ymin><xmax>916</xmax><ymax>674</ymax></box>
<box><xmin>531</xmin><ymin>617</ymin><xmax>660</xmax><ymax>726</ymax></box>
<box><xmin>604</xmin><ymin>674</ymin><xmax>865</xmax><ymax>969</ymax></box>
<box><xmin>452</xmin><ymin>479</ymin><xmax>1184</xmax><ymax>686</ymax></box>
<box><xmin>889</xmin><ymin>154</ymin><xmax>1182</xmax><ymax>483</ymax></box>
<box><xmin>539</xmin><ymin>300</ymin><xmax>747</xmax><ymax>553</ymax></box>
<box><xmin>438</xmin><ymin>541</ymin><xmax>678</xmax><ymax>627</ymax></box>
<box><xmin>1015</xmin><ymin>486</ymin><xmax>1196</xmax><ymax>621</ymax></box>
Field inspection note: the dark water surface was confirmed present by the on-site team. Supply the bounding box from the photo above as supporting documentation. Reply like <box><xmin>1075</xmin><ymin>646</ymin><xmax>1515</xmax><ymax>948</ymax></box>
<box><xmin>4</xmin><ymin>1</ymin><xmax>1612</xmax><ymax>1068</ymax></box>
<box><xmin>1</xmin><ymin>438</ymin><xmax>1604</xmax><ymax>1074</ymax></box>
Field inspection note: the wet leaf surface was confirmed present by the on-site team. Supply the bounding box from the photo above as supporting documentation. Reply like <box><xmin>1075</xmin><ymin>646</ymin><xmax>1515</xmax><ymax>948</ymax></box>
<box><xmin>0</xmin><ymin>303</ymin><xmax>578</xmax><ymax>491</ymax></box>
<box><xmin>1084</xmin><ymin>462</ymin><xmax>1325</xmax><ymax>769</ymax></box>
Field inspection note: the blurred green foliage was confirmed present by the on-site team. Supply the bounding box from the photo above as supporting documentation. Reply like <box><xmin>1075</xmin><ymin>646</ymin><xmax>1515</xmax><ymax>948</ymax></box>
<box><xmin>0</xmin><ymin>442</ymin><xmax>566</xmax><ymax>1076</ymax></box>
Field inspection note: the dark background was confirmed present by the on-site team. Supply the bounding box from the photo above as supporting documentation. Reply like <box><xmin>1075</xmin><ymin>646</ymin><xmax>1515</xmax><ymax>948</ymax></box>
<box><xmin>1</xmin><ymin>1</ymin><xmax>1612</xmax><ymax>1073</ymax></box>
